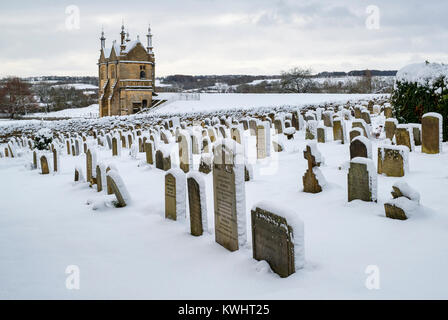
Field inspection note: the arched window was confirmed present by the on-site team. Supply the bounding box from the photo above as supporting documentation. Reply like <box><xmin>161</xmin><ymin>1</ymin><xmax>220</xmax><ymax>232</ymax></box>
<box><xmin>140</xmin><ymin>70</ymin><xmax>146</xmax><ymax>79</ymax></box>
<box><xmin>142</xmin><ymin>99</ymin><xmax>148</xmax><ymax>108</ymax></box>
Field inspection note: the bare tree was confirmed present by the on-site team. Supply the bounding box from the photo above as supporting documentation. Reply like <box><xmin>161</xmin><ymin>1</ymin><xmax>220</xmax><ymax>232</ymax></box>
<box><xmin>0</xmin><ymin>77</ymin><xmax>37</xmax><ymax>118</ymax></box>
<box><xmin>280</xmin><ymin>67</ymin><xmax>314</xmax><ymax>93</ymax></box>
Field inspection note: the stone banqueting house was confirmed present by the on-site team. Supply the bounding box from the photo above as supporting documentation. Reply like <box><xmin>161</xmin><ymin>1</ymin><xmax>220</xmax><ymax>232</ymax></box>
<box><xmin>98</xmin><ymin>24</ymin><xmax>155</xmax><ymax>117</ymax></box>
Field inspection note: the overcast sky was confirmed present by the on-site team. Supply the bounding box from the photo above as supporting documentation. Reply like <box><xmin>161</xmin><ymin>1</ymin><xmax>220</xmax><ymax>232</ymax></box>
<box><xmin>1</xmin><ymin>0</ymin><xmax>447</xmax><ymax>77</ymax></box>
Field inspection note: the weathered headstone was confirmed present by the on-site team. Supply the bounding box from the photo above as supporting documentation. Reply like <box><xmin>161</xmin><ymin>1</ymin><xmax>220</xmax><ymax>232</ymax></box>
<box><xmin>377</xmin><ymin>145</ymin><xmax>408</xmax><ymax>177</ymax></box>
<box><xmin>52</xmin><ymin>149</ymin><xmax>58</xmax><ymax>172</ymax></box>
<box><xmin>145</xmin><ymin>141</ymin><xmax>153</xmax><ymax>164</ymax></box>
<box><xmin>40</xmin><ymin>155</ymin><xmax>50</xmax><ymax>175</ymax></box>
<box><xmin>395</xmin><ymin>125</ymin><xmax>414</xmax><ymax>151</ymax></box>
<box><xmin>187</xmin><ymin>173</ymin><xmax>208</xmax><ymax>236</ymax></box>
<box><xmin>213</xmin><ymin>140</ymin><xmax>246</xmax><ymax>252</ymax></box>
<box><xmin>251</xmin><ymin>204</ymin><xmax>305</xmax><ymax>278</ymax></box>
<box><xmin>155</xmin><ymin>148</ymin><xmax>171</xmax><ymax>171</ymax></box>
<box><xmin>350</xmin><ymin>136</ymin><xmax>372</xmax><ymax>160</ymax></box>
<box><xmin>422</xmin><ymin>112</ymin><xmax>443</xmax><ymax>154</ymax></box>
<box><xmin>349</xmin><ymin>128</ymin><xmax>363</xmax><ymax>142</ymax></box>
<box><xmin>165</xmin><ymin>168</ymin><xmax>186</xmax><ymax>221</ymax></box>
<box><xmin>385</xmin><ymin>118</ymin><xmax>398</xmax><ymax>140</ymax></box>
<box><xmin>317</xmin><ymin>126</ymin><xmax>326</xmax><ymax>143</ymax></box>
<box><xmin>348</xmin><ymin>158</ymin><xmax>377</xmax><ymax>202</ymax></box>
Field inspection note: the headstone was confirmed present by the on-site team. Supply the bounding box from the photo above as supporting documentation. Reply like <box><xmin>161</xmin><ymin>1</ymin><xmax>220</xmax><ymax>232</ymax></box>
<box><xmin>350</xmin><ymin>136</ymin><xmax>372</xmax><ymax>160</ymax></box>
<box><xmin>385</xmin><ymin>118</ymin><xmax>397</xmax><ymax>140</ymax></box>
<box><xmin>251</xmin><ymin>204</ymin><xmax>305</xmax><ymax>278</ymax></box>
<box><xmin>322</xmin><ymin>111</ymin><xmax>333</xmax><ymax>127</ymax></box>
<box><xmin>274</xmin><ymin>118</ymin><xmax>283</xmax><ymax>134</ymax></box>
<box><xmin>384</xmin><ymin>181</ymin><xmax>420</xmax><ymax>220</ymax></box>
<box><xmin>395</xmin><ymin>125</ymin><xmax>414</xmax><ymax>151</ymax></box>
<box><xmin>256</xmin><ymin>125</ymin><xmax>267</xmax><ymax>159</ymax></box>
<box><xmin>52</xmin><ymin>149</ymin><xmax>58</xmax><ymax>172</ymax></box>
<box><xmin>305</xmin><ymin>120</ymin><xmax>317</xmax><ymax>140</ymax></box>
<box><xmin>317</xmin><ymin>126</ymin><xmax>326</xmax><ymax>143</ymax></box>
<box><xmin>32</xmin><ymin>150</ymin><xmax>37</xmax><ymax>169</ymax></box>
<box><xmin>145</xmin><ymin>141</ymin><xmax>153</xmax><ymax>164</ymax></box>
<box><xmin>377</xmin><ymin>145</ymin><xmax>408</xmax><ymax>177</ymax></box>
<box><xmin>361</xmin><ymin>110</ymin><xmax>371</xmax><ymax>125</ymax></box>
<box><xmin>178</xmin><ymin>132</ymin><xmax>192</xmax><ymax>173</ymax></box>
<box><xmin>165</xmin><ymin>168</ymin><xmax>186</xmax><ymax>221</ymax></box>
<box><xmin>349</xmin><ymin>128</ymin><xmax>363</xmax><ymax>141</ymax></box>
<box><xmin>106</xmin><ymin>170</ymin><xmax>131</xmax><ymax>207</ymax></box>
<box><xmin>384</xmin><ymin>105</ymin><xmax>393</xmax><ymax>118</ymax></box>
<box><xmin>410</xmin><ymin>124</ymin><xmax>422</xmax><ymax>146</ymax></box>
<box><xmin>302</xmin><ymin>144</ymin><xmax>326</xmax><ymax>193</ymax></box>
<box><xmin>188</xmin><ymin>174</ymin><xmax>208</xmax><ymax>236</ymax></box>
<box><xmin>40</xmin><ymin>155</ymin><xmax>50</xmax><ymax>175</ymax></box>
<box><xmin>332</xmin><ymin>118</ymin><xmax>345</xmax><ymax>143</ymax></box>
<box><xmin>348</xmin><ymin>158</ymin><xmax>377</xmax><ymax>202</ymax></box>
<box><xmin>155</xmin><ymin>148</ymin><xmax>171</xmax><ymax>171</ymax></box>
<box><xmin>213</xmin><ymin>141</ymin><xmax>246</xmax><ymax>252</ymax></box>
<box><xmin>422</xmin><ymin>112</ymin><xmax>443</xmax><ymax>154</ymax></box>
<box><xmin>112</xmin><ymin>137</ymin><xmax>119</xmax><ymax>156</ymax></box>
<box><xmin>198</xmin><ymin>154</ymin><xmax>212</xmax><ymax>174</ymax></box>
<box><xmin>74</xmin><ymin>167</ymin><xmax>84</xmax><ymax>182</ymax></box>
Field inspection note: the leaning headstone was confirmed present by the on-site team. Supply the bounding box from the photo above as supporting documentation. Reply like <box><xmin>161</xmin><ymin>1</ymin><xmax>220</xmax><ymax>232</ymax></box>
<box><xmin>302</xmin><ymin>144</ymin><xmax>326</xmax><ymax>193</ymax></box>
<box><xmin>272</xmin><ymin>141</ymin><xmax>284</xmax><ymax>152</ymax></box>
<box><xmin>165</xmin><ymin>168</ymin><xmax>186</xmax><ymax>221</ymax></box>
<box><xmin>377</xmin><ymin>145</ymin><xmax>409</xmax><ymax>177</ymax></box>
<box><xmin>422</xmin><ymin>112</ymin><xmax>443</xmax><ymax>154</ymax></box>
<box><xmin>106</xmin><ymin>170</ymin><xmax>131</xmax><ymax>207</ymax></box>
<box><xmin>251</xmin><ymin>203</ymin><xmax>305</xmax><ymax>278</ymax></box>
<box><xmin>347</xmin><ymin>157</ymin><xmax>377</xmax><ymax>202</ymax></box>
<box><xmin>384</xmin><ymin>181</ymin><xmax>420</xmax><ymax>220</ymax></box>
<box><xmin>213</xmin><ymin>140</ymin><xmax>246</xmax><ymax>252</ymax></box>
<box><xmin>40</xmin><ymin>155</ymin><xmax>50</xmax><ymax>175</ymax></box>
<box><xmin>187</xmin><ymin>173</ymin><xmax>208</xmax><ymax>236</ymax></box>
<box><xmin>350</xmin><ymin>136</ymin><xmax>372</xmax><ymax>160</ymax></box>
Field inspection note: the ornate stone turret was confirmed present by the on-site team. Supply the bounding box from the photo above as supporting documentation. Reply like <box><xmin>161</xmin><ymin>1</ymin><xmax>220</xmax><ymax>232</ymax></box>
<box><xmin>100</xmin><ymin>28</ymin><xmax>106</xmax><ymax>49</ymax></box>
<box><xmin>146</xmin><ymin>24</ymin><xmax>153</xmax><ymax>54</ymax></box>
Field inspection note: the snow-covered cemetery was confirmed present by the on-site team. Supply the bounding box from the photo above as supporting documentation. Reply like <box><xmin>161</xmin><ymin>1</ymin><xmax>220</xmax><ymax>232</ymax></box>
<box><xmin>1</xmin><ymin>1</ymin><xmax>448</xmax><ymax>302</ymax></box>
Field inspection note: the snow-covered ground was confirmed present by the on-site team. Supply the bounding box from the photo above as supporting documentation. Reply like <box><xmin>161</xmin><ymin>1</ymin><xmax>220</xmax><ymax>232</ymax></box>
<box><xmin>23</xmin><ymin>104</ymin><xmax>99</xmax><ymax>119</ymax></box>
<box><xmin>1</xmin><ymin>111</ymin><xmax>448</xmax><ymax>299</ymax></box>
<box><xmin>153</xmin><ymin>93</ymin><xmax>386</xmax><ymax>115</ymax></box>
<box><xmin>51</xmin><ymin>83</ymin><xmax>99</xmax><ymax>90</ymax></box>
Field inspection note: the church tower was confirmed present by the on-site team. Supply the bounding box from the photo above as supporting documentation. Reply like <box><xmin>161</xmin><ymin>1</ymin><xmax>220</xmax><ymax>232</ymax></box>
<box><xmin>98</xmin><ymin>24</ymin><xmax>156</xmax><ymax>117</ymax></box>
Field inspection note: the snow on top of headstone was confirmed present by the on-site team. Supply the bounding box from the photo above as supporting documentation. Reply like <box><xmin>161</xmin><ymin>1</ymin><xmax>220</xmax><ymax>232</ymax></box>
<box><xmin>385</xmin><ymin>118</ymin><xmax>398</xmax><ymax>124</ymax></box>
<box><xmin>106</xmin><ymin>169</ymin><xmax>132</xmax><ymax>204</ymax></box>
<box><xmin>307</xmin><ymin>142</ymin><xmax>323</xmax><ymax>164</ymax></box>
<box><xmin>396</xmin><ymin>62</ymin><xmax>448</xmax><ymax>87</ymax></box>
<box><xmin>283</xmin><ymin>127</ymin><xmax>296</xmax><ymax>135</ymax></box>
<box><xmin>422</xmin><ymin>112</ymin><xmax>443</xmax><ymax>120</ymax></box>
<box><xmin>251</xmin><ymin>201</ymin><xmax>305</xmax><ymax>270</ymax></box>
<box><xmin>386</xmin><ymin>197</ymin><xmax>419</xmax><ymax>216</ymax></box>
<box><xmin>393</xmin><ymin>181</ymin><xmax>420</xmax><ymax>204</ymax></box>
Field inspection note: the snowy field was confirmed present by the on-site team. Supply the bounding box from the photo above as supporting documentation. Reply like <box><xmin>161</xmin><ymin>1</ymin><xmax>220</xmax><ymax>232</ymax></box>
<box><xmin>153</xmin><ymin>93</ymin><xmax>386</xmax><ymax>115</ymax></box>
<box><xmin>23</xmin><ymin>104</ymin><xmax>99</xmax><ymax>119</ymax></box>
<box><xmin>1</xmin><ymin>110</ymin><xmax>448</xmax><ymax>299</ymax></box>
